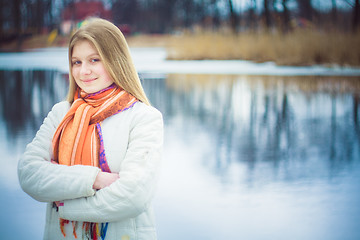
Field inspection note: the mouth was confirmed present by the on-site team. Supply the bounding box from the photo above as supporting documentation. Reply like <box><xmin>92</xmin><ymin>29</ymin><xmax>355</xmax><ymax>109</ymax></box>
<box><xmin>81</xmin><ymin>78</ymin><xmax>97</xmax><ymax>83</ymax></box>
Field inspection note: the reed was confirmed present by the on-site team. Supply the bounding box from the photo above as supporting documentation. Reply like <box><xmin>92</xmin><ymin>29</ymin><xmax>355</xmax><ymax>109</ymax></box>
<box><xmin>166</xmin><ymin>29</ymin><xmax>360</xmax><ymax>67</ymax></box>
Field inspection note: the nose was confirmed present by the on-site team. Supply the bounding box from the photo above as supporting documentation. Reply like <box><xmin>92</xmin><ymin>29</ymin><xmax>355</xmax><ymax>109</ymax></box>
<box><xmin>80</xmin><ymin>62</ymin><xmax>91</xmax><ymax>75</ymax></box>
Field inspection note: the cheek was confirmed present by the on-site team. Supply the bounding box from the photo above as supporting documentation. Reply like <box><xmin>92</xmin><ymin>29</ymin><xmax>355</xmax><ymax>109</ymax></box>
<box><xmin>71</xmin><ymin>69</ymin><xmax>81</xmax><ymax>87</ymax></box>
<box><xmin>99</xmin><ymin>67</ymin><xmax>114</xmax><ymax>83</ymax></box>
<box><xmin>104</xmin><ymin>75</ymin><xmax>113</xmax><ymax>84</ymax></box>
<box><xmin>72</xmin><ymin>68</ymin><xmax>79</xmax><ymax>79</ymax></box>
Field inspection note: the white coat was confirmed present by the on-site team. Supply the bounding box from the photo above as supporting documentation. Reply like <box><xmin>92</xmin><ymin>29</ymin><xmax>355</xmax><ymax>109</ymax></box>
<box><xmin>17</xmin><ymin>100</ymin><xmax>163</xmax><ymax>240</ymax></box>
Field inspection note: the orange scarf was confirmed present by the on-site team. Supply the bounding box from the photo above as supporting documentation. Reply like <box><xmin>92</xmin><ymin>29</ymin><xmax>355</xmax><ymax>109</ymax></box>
<box><xmin>52</xmin><ymin>84</ymin><xmax>137</xmax><ymax>168</ymax></box>
<box><xmin>52</xmin><ymin>84</ymin><xmax>137</xmax><ymax>239</ymax></box>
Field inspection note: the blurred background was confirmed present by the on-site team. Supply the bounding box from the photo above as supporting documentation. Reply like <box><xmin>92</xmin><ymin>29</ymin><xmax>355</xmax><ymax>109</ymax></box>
<box><xmin>1</xmin><ymin>0</ymin><xmax>360</xmax><ymax>240</ymax></box>
<box><xmin>1</xmin><ymin>0</ymin><xmax>360</xmax><ymax>65</ymax></box>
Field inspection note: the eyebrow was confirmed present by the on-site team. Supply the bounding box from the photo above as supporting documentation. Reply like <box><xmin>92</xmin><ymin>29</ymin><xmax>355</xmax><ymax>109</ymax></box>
<box><xmin>71</xmin><ymin>53</ymin><xmax>100</xmax><ymax>59</ymax></box>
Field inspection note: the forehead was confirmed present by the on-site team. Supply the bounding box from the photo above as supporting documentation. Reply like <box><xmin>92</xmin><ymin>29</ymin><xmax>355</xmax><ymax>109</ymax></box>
<box><xmin>72</xmin><ymin>40</ymin><xmax>99</xmax><ymax>57</ymax></box>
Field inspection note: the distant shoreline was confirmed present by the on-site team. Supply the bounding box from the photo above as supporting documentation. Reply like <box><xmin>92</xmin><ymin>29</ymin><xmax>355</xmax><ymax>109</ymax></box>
<box><xmin>1</xmin><ymin>30</ymin><xmax>360</xmax><ymax>68</ymax></box>
<box><xmin>1</xmin><ymin>47</ymin><xmax>360</xmax><ymax>77</ymax></box>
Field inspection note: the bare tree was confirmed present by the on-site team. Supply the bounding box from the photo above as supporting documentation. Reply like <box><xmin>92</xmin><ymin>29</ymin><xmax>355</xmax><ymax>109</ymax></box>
<box><xmin>180</xmin><ymin>0</ymin><xmax>194</xmax><ymax>28</ymax></box>
<box><xmin>0</xmin><ymin>0</ymin><xmax>3</xmax><ymax>40</ymax></box>
<box><xmin>13</xmin><ymin>0</ymin><xmax>22</xmax><ymax>49</ymax></box>
<box><xmin>113</xmin><ymin>0</ymin><xmax>138</xmax><ymax>26</ymax></box>
<box><xmin>297</xmin><ymin>0</ymin><xmax>313</xmax><ymax>21</ymax></box>
<box><xmin>248</xmin><ymin>0</ymin><xmax>258</xmax><ymax>30</ymax></box>
<box><xmin>282</xmin><ymin>0</ymin><xmax>291</xmax><ymax>32</ymax></box>
<box><xmin>354</xmin><ymin>0</ymin><xmax>360</xmax><ymax>32</ymax></box>
<box><xmin>35</xmin><ymin>0</ymin><xmax>44</xmax><ymax>34</ymax></box>
<box><xmin>263</xmin><ymin>0</ymin><xmax>271</xmax><ymax>29</ymax></box>
<box><xmin>46</xmin><ymin>0</ymin><xmax>54</xmax><ymax>29</ymax></box>
<box><xmin>228</xmin><ymin>0</ymin><xmax>238</xmax><ymax>33</ymax></box>
<box><xmin>331</xmin><ymin>0</ymin><xmax>337</xmax><ymax>23</ymax></box>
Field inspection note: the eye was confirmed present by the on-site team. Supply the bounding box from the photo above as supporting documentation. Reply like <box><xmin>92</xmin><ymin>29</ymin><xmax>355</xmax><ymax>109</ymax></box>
<box><xmin>91</xmin><ymin>58</ymin><xmax>100</xmax><ymax>63</ymax></box>
<box><xmin>72</xmin><ymin>60</ymin><xmax>81</xmax><ymax>66</ymax></box>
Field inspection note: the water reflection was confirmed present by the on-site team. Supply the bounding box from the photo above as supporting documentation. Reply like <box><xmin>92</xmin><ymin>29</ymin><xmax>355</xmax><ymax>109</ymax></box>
<box><xmin>0</xmin><ymin>70</ymin><xmax>68</xmax><ymax>146</ymax></box>
<box><xmin>1</xmin><ymin>71</ymin><xmax>360</xmax><ymax>187</ymax></box>
<box><xmin>1</xmin><ymin>70</ymin><xmax>360</xmax><ymax>239</ymax></box>
<box><xmin>143</xmin><ymin>74</ymin><xmax>360</xmax><ymax>186</ymax></box>
<box><xmin>0</xmin><ymin>70</ymin><xmax>70</xmax><ymax>239</ymax></box>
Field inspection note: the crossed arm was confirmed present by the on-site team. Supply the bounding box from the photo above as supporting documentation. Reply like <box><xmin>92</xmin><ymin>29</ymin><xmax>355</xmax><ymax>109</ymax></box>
<box><xmin>18</xmin><ymin>102</ymin><xmax>163</xmax><ymax>222</ymax></box>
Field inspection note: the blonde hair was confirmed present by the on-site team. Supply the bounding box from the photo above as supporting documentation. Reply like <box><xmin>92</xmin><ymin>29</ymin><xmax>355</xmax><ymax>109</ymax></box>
<box><xmin>66</xmin><ymin>18</ymin><xmax>150</xmax><ymax>105</ymax></box>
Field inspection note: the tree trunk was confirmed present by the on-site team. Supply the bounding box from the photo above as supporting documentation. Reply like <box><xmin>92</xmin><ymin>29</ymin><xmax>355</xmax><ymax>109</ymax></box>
<box><xmin>331</xmin><ymin>0</ymin><xmax>337</xmax><ymax>23</ymax></box>
<box><xmin>228</xmin><ymin>0</ymin><xmax>237</xmax><ymax>33</ymax></box>
<box><xmin>182</xmin><ymin>0</ymin><xmax>193</xmax><ymax>28</ymax></box>
<box><xmin>13</xmin><ymin>0</ymin><xmax>22</xmax><ymax>50</ymax></box>
<box><xmin>0</xmin><ymin>0</ymin><xmax>3</xmax><ymax>40</ymax></box>
<box><xmin>248</xmin><ymin>0</ymin><xmax>257</xmax><ymax>31</ymax></box>
<box><xmin>282</xmin><ymin>0</ymin><xmax>290</xmax><ymax>32</ymax></box>
<box><xmin>264</xmin><ymin>0</ymin><xmax>271</xmax><ymax>29</ymax></box>
<box><xmin>46</xmin><ymin>0</ymin><xmax>53</xmax><ymax>30</ymax></box>
<box><xmin>297</xmin><ymin>0</ymin><xmax>312</xmax><ymax>21</ymax></box>
<box><xmin>36</xmin><ymin>0</ymin><xmax>43</xmax><ymax>34</ymax></box>
<box><xmin>354</xmin><ymin>0</ymin><xmax>360</xmax><ymax>32</ymax></box>
<box><xmin>212</xmin><ymin>0</ymin><xmax>221</xmax><ymax>29</ymax></box>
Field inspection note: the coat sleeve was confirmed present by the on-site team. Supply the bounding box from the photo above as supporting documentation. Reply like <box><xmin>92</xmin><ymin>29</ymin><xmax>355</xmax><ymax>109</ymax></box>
<box><xmin>59</xmin><ymin>105</ymin><xmax>164</xmax><ymax>222</ymax></box>
<box><xmin>17</xmin><ymin>102</ymin><xmax>101</xmax><ymax>202</ymax></box>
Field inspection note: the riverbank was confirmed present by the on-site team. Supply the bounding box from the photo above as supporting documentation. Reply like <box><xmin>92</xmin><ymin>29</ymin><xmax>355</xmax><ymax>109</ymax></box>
<box><xmin>167</xmin><ymin>29</ymin><xmax>360</xmax><ymax>67</ymax></box>
<box><xmin>1</xmin><ymin>47</ymin><xmax>360</xmax><ymax>76</ymax></box>
<box><xmin>1</xmin><ymin>30</ymin><xmax>359</xmax><ymax>67</ymax></box>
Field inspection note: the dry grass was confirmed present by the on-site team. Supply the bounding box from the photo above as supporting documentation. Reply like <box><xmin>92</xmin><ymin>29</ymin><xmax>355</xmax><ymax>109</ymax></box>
<box><xmin>126</xmin><ymin>34</ymin><xmax>172</xmax><ymax>48</ymax></box>
<box><xmin>167</xmin><ymin>29</ymin><xmax>360</xmax><ymax>67</ymax></box>
<box><xmin>2</xmin><ymin>30</ymin><xmax>359</xmax><ymax>67</ymax></box>
<box><xmin>0</xmin><ymin>34</ymin><xmax>69</xmax><ymax>51</ymax></box>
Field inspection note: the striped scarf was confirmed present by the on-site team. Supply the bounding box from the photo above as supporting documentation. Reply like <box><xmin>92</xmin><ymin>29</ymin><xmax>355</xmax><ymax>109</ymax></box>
<box><xmin>52</xmin><ymin>83</ymin><xmax>138</xmax><ymax>239</ymax></box>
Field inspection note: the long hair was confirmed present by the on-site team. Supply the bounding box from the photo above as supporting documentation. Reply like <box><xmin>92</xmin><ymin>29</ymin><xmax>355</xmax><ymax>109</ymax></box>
<box><xmin>66</xmin><ymin>18</ymin><xmax>150</xmax><ymax>105</ymax></box>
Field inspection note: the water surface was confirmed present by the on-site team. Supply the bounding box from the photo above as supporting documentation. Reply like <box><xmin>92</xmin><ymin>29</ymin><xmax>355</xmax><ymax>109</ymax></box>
<box><xmin>1</xmin><ymin>70</ymin><xmax>360</xmax><ymax>240</ymax></box>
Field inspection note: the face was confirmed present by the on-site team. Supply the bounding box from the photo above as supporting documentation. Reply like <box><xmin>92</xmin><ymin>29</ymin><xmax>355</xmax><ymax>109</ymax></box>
<box><xmin>71</xmin><ymin>40</ymin><xmax>114</xmax><ymax>94</ymax></box>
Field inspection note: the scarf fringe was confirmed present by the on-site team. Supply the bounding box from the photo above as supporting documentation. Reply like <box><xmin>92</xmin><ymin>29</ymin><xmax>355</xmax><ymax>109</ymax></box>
<box><xmin>58</xmin><ymin>215</ymin><xmax>108</xmax><ymax>240</ymax></box>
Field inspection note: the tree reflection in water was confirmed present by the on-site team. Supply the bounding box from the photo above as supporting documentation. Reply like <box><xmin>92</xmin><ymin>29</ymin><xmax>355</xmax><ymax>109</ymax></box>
<box><xmin>1</xmin><ymin>71</ymin><xmax>359</xmax><ymax>185</ymax></box>
<box><xmin>0</xmin><ymin>70</ymin><xmax>68</xmax><ymax>148</ymax></box>
<box><xmin>1</xmin><ymin>70</ymin><xmax>360</xmax><ymax>239</ymax></box>
<box><xmin>142</xmin><ymin>74</ymin><xmax>360</xmax><ymax>186</ymax></box>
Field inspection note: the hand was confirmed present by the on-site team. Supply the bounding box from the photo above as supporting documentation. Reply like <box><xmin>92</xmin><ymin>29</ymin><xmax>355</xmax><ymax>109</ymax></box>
<box><xmin>54</xmin><ymin>201</ymin><xmax>63</xmax><ymax>207</ymax></box>
<box><xmin>93</xmin><ymin>172</ymin><xmax>119</xmax><ymax>190</ymax></box>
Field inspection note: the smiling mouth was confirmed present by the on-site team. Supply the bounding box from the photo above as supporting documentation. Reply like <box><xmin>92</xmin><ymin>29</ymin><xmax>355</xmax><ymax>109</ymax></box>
<box><xmin>81</xmin><ymin>78</ymin><xmax>97</xmax><ymax>83</ymax></box>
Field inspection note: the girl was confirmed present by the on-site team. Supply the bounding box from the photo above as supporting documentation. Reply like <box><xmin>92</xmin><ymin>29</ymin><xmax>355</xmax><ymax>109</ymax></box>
<box><xmin>18</xmin><ymin>18</ymin><xmax>163</xmax><ymax>240</ymax></box>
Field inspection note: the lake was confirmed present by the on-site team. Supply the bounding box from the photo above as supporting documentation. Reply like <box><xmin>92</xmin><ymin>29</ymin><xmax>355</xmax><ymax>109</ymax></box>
<box><xmin>0</xmin><ymin>61</ymin><xmax>360</xmax><ymax>239</ymax></box>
